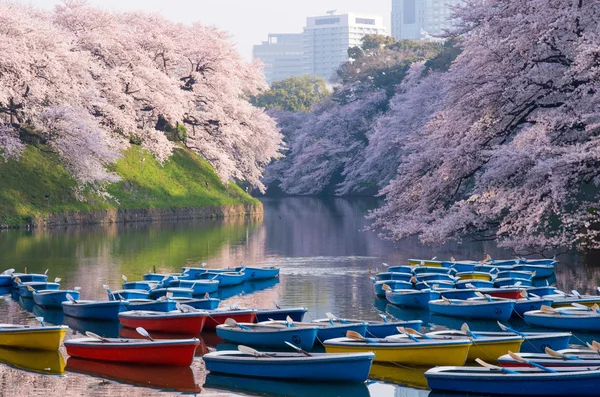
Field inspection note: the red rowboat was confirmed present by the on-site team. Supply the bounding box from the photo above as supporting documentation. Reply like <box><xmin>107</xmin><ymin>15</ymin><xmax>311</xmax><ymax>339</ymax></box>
<box><xmin>118</xmin><ymin>311</ymin><xmax>208</xmax><ymax>335</ymax></box>
<box><xmin>480</xmin><ymin>288</ymin><xmax>524</xmax><ymax>300</ymax></box>
<box><xmin>64</xmin><ymin>338</ymin><xmax>200</xmax><ymax>366</ymax></box>
<box><xmin>204</xmin><ymin>309</ymin><xmax>258</xmax><ymax>331</ymax></box>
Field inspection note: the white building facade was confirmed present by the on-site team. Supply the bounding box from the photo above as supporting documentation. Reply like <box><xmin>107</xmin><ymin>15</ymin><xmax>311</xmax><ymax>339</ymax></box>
<box><xmin>391</xmin><ymin>0</ymin><xmax>462</xmax><ymax>41</ymax></box>
<box><xmin>252</xmin><ymin>34</ymin><xmax>304</xmax><ymax>85</ymax></box>
<box><xmin>253</xmin><ymin>12</ymin><xmax>387</xmax><ymax>84</ymax></box>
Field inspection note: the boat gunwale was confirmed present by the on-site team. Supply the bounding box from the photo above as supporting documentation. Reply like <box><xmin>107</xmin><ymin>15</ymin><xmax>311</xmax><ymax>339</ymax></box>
<box><xmin>64</xmin><ymin>337</ymin><xmax>200</xmax><ymax>348</ymax></box>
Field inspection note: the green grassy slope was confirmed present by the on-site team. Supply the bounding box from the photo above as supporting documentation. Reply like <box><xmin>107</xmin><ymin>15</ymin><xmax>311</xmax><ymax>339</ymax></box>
<box><xmin>0</xmin><ymin>145</ymin><xmax>259</xmax><ymax>226</ymax></box>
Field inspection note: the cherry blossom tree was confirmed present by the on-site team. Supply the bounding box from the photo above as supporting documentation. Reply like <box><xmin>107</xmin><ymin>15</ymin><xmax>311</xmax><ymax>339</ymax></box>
<box><xmin>372</xmin><ymin>0</ymin><xmax>600</xmax><ymax>253</ymax></box>
<box><xmin>0</xmin><ymin>1</ymin><xmax>282</xmax><ymax>191</ymax></box>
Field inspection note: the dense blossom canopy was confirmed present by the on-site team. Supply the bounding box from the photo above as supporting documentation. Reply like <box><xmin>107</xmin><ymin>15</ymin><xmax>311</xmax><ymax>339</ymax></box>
<box><xmin>372</xmin><ymin>0</ymin><xmax>600</xmax><ymax>253</ymax></box>
<box><xmin>0</xmin><ymin>1</ymin><xmax>282</xmax><ymax>191</ymax></box>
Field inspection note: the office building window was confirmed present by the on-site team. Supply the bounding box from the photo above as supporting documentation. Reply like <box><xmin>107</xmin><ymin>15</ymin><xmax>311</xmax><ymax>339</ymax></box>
<box><xmin>403</xmin><ymin>0</ymin><xmax>416</xmax><ymax>24</ymax></box>
<box><xmin>315</xmin><ymin>18</ymin><xmax>340</xmax><ymax>25</ymax></box>
<box><xmin>356</xmin><ymin>18</ymin><xmax>376</xmax><ymax>25</ymax></box>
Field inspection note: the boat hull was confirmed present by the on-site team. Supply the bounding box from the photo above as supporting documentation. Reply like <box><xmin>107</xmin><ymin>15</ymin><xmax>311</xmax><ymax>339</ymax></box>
<box><xmin>33</xmin><ymin>290</ymin><xmax>80</xmax><ymax>308</ymax></box>
<box><xmin>0</xmin><ymin>326</ymin><xmax>68</xmax><ymax>351</ymax></box>
<box><xmin>385</xmin><ymin>290</ymin><xmax>441</xmax><ymax>309</ymax></box>
<box><xmin>254</xmin><ymin>307</ymin><xmax>308</xmax><ymax>323</ymax></box>
<box><xmin>374</xmin><ymin>280</ymin><xmax>413</xmax><ymax>296</ymax></box>
<box><xmin>203</xmin><ymin>351</ymin><xmax>374</xmax><ymax>382</ymax></box>
<box><xmin>169</xmin><ymin>280</ymin><xmax>219</xmax><ymax>295</ymax></box>
<box><xmin>216</xmin><ymin>325</ymin><xmax>319</xmax><ymax>350</ymax></box>
<box><xmin>19</xmin><ymin>282</ymin><xmax>60</xmax><ymax>298</ymax></box>
<box><xmin>365</xmin><ymin>320</ymin><xmax>423</xmax><ymax>338</ymax></box>
<box><xmin>513</xmin><ymin>298</ymin><xmax>554</xmax><ymax>317</ymax></box>
<box><xmin>200</xmin><ymin>272</ymin><xmax>245</xmax><ymax>287</ymax></box>
<box><xmin>235</xmin><ymin>266</ymin><xmax>279</xmax><ymax>281</ymax></box>
<box><xmin>323</xmin><ymin>338</ymin><xmax>471</xmax><ymax>365</ymax></box>
<box><xmin>119</xmin><ymin>311</ymin><xmax>208</xmax><ymax>335</ymax></box>
<box><xmin>62</xmin><ymin>300</ymin><xmax>130</xmax><ymax>321</ymax></box>
<box><xmin>172</xmin><ymin>297</ymin><xmax>220</xmax><ymax>310</ymax></box>
<box><xmin>524</xmin><ymin>310</ymin><xmax>600</xmax><ymax>331</ymax></box>
<box><xmin>425</xmin><ymin>366</ymin><xmax>600</xmax><ymax>396</ymax></box>
<box><xmin>128</xmin><ymin>299</ymin><xmax>177</xmax><ymax>312</ymax></box>
<box><xmin>429</xmin><ymin>299</ymin><xmax>514</xmax><ymax>321</ymax></box>
<box><xmin>12</xmin><ymin>274</ymin><xmax>47</xmax><ymax>288</ymax></box>
<box><xmin>64</xmin><ymin>338</ymin><xmax>200</xmax><ymax>366</ymax></box>
<box><xmin>149</xmin><ymin>287</ymin><xmax>193</xmax><ymax>299</ymax></box>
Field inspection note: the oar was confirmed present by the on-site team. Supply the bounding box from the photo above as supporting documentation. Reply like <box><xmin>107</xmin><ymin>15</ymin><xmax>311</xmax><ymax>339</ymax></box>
<box><xmin>397</xmin><ymin>326</ymin><xmax>420</xmax><ymax>342</ymax></box>
<box><xmin>122</xmin><ymin>275</ymin><xmax>128</xmax><ymax>283</ymax></box>
<box><xmin>273</xmin><ymin>301</ymin><xmax>281</xmax><ymax>309</ymax></box>
<box><xmin>284</xmin><ymin>341</ymin><xmax>311</xmax><ymax>357</ymax></box>
<box><xmin>540</xmin><ymin>305</ymin><xmax>572</xmax><ymax>316</ymax></box>
<box><xmin>285</xmin><ymin>315</ymin><xmax>295</xmax><ymax>328</ymax></box>
<box><xmin>44</xmin><ymin>269</ymin><xmax>49</xmax><ymax>275</ymax></box>
<box><xmin>27</xmin><ymin>286</ymin><xmax>39</xmax><ymax>295</ymax></box>
<box><xmin>571</xmin><ymin>290</ymin><xmax>582</xmax><ymax>298</ymax></box>
<box><xmin>238</xmin><ymin>344</ymin><xmax>270</xmax><ymax>357</ymax></box>
<box><xmin>66</xmin><ymin>293</ymin><xmax>79</xmax><ymax>304</ymax></box>
<box><xmin>507</xmin><ymin>351</ymin><xmax>557</xmax><ymax>373</ymax></box>
<box><xmin>35</xmin><ymin>317</ymin><xmax>45</xmax><ymax>327</ymax></box>
<box><xmin>398</xmin><ymin>326</ymin><xmax>432</xmax><ymax>340</ymax></box>
<box><xmin>54</xmin><ymin>277</ymin><xmax>61</xmax><ymax>283</ymax></box>
<box><xmin>475</xmin><ymin>358</ymin><xmax>519</xmax><ymax>374</ymax></box>
<box><xmin>475</xmin><ymin>291</ymin><xmax>494</xmax><ymax>302</ymax></box>
<box><xmin>86</xmin><ymin>331</ymin><xmax>109</xmax><ymax>342</ymax></box>
<box><xmin>1</xmin><ymin>268</ymin><xmax>15</xmax><ymax>276</ymax></box>
<box><xmin>346</xmin><ymin>330</ymin><xmax>377</xmax><ymax>343</ymax></box>
<box><xmin>326</xmin><ymin>312</ymin><xmax>349</xmax><ymax>324</ymax></box>
<box><xmin>461</xmin><ymin>323</ymin><xmax>479</xmax><ymax>339</ymax></box>
<box><xmin>13</xmin><ymin>277</ymin><xmax>22</xmax><ymax>285</ymax></box>
<box><xmin>545</xmin><ymin>347</ymin><xmax>581</xmax><ymax>361</ymax></box>
<box><xmin>176</xmin><ymin>302</ymin><xmax>197</xmax><ymax>313</ymax></box>
<box><xmin>497</xmin><ymin>321</ymin><xmax>526</xmax><ymax>337</ymax></box>
<box><xmin>378</xmin><ymin>314</ymin><xmax>389</xmax><ymax>323</ymax></box>
<box><xmin>225</xmin><ymin>318</ymin><xmax>252</xmax><ymax>331</ymax></box>
<box><xmin>136</xmin><ymin>327</ymin><xmax>154</xmax><ymax>341</ymax></box>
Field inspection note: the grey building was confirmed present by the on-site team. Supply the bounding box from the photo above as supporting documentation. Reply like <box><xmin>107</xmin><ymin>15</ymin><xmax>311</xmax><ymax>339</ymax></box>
<box><xmin>391</xmin><ymin>0</ymin><xmax>462</xmax><ymax>41</ymax></box>
<box><xmin>253</xmin><ymin>33</ymin><xmax>304</xmax><ymax>85</ymax></box>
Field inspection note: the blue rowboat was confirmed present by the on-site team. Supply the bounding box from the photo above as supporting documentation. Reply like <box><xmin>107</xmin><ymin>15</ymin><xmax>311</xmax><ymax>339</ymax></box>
<box><xmin>172</xmin><ymin>297</ymin><xmax>220</xmax><ymax>310</ymax></box>
<box><xmin>429</xmin><ymin>299</ymin><xmax>514</xmax><ymax>321</ymax></box>
<box><xmin>107</xmin><ymin>289</ymin><xmax>149</xmax><ymax>301</ymax></box>
<box><xmin>455</xmin><ymin>279</ymin><xmax>495</xmax><ymax>289</ymax></box>
<box><xmin>309</xmin><ymin>319</ymin><xmax>369</xmax><ymax>342</ymax></box>
<box><xmin>234</xmin><ymin>266</ymin><xmax>279</xmax><ymax>281</ymax></box>
<box><xmin>415</xmin><ymin>280</ymin><xmax>454</xmax><ymax>290</ymax></box>
<box><xmin>168</xmin><ymin>279</ymin><xmax>219</xmax><ymax>295</ymax></box>
<box><xmin>199</xmin><ymin>272</ymin><xmax>245</xmax><ymax>287</ymax></box>
<box><xmin>513</xmin><ymin>298</ymin><xmax>554</xmax><ymax>317</ymax></box>
<box><xmin>180</xmin><ymin>267</ymin><xmax>208</xmax><ymax>280</ymax></box>
<box><xmin>18</xmin><ymin>282</ymin><xmax>60</xmax><ymax>298</ymax></box>
<box><xmin>142</xmin><ymin>273</ymin><xmax>181</xmax><ymax>283</ymax></box>
<box><xmin>32</xmin><ymin>289</ymin><xmax>80</xmax><ymax>308</ymax></box>
<box><xmin>425</xmin><ymin>366</ymin><xmax>600</xmax><ymax>396</ymax></box>
<box><xmin>148</xmin><ymin>287</ymin><xmax>193</xmax><ymax>299</ymax></box>
<box><xmin>62</xmin><ymin>300</ymin><xmax>130</xmax><ymax>321</ymax></box>
<box><xmin>385</xmin><ymin>265</ymin><xmax>412</xmax><ymax>273</ymax></box>
<box><xmin>468</xmin><ymin>329</ymin><xmax>571</xmax><ymax>353</ymax></box>
<box><xmin>439</xmin><ymin>289</ymin><xmax>478</xmax><ymax>300</ymax></box>
<box><xmin>474</xmin><ymin>264</ymin><xmax>514</xmax><ymax>273</ymax></box>
<box><xmin>254</xmin><ymin>307</ymin><xmax>308</xmax><ymax>323</ymax></box>
<box><xmin>441</xmin><ymin>261</ymin><xmax>479</xmax><ymax>272</ymax></box>
<box><xmin>373</xmin><ymin>280</ymin><xmax>412</xmax><ymax>297</ymax></box>
<box><xmin>216</xmin><ymin>323</ymin><xmax>319</xmax><ymax>350</ymax></box>
<box><xmin>513</xmin><ymin>264</ymin><xmax>555</xmax><ymax>278</ymax></box>
<box><xmin>527</xmin><ymin>286</ymin><xmax>558</xmax><ymax>297</ymax></box>
<box><xmin>524</xmin><ymin>258</ymin><xmax>557</xmax><ymax>266</ymax></box>
<box><xmin>412</xmin><ymin>267</ymin><xmax>453</xmax><ymax>275</ymax></box>
<box><xmin>385</xmin><ymin>289</ymin><xmax>441</xmax><ymax>309</ymax></box>
<box><xmin>524</xmin><ymin>308</ymin><xmax>600</xmax><ymax>331</ymax></box>
<box><xmin>33</xmin><ymin>304</ymin><xmax>65</xmax><ymax>325</ymax></box>
<box><xmin>375</xmin><ymin>272</ymin><xmax>412</xmax><ymax>282</ymax></box>
<box><xmin>455</xmin><ymin>271</ymin><xmax>493</xmax><ymax>281</ymax></box>
<box><xmin>0</xmin><ymin>269</ymin><xmax>14</xmax><ymax>287</ymax></box>
<box><xmin>203</xmin><ymin>350</ymin><xmax>375</xmax><ymax>383</ymax></box>
<box><xmin>121</xmin><ymin>281</ymin><xmax>157</xmax><ymax>291</ymax></box>
<box><xmin>496</xmin><ymin>270</ymin><xmax>534</xmax><ymax>280</ymax></box>
<box><xmin>362</xmin><ymin>319</ymin><xmax>423</xmax><ymax>338</ymax></box>
<box><xmin>494</xmin><ymin>277</ymin><xmax>533</xmax><ymax>288</ymax></box>
<box><xmin>126</xmin><ymin>299</ymin><xmax>177</xmax><ymax>312</ymax></box>
<box><xmin>416</xmin><ymin>273</ymin><xmax>455</xmax><ymax>283</ymax></box>
<box><xmin>12</xmin><ymin>273</ymin><xmax>48</xmax><ymax>288</ymax></box>
<box><xmin>498</xmin><ymin>349</ymin><xmax>600</xmax><ymax>367</ymax></box>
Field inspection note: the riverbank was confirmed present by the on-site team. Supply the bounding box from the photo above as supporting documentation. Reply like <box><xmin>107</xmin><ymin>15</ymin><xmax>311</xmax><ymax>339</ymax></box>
<box><xmin>0</xmin><ymin>145</ymin><xmax>261</xmax><ymax>229</ymax></box>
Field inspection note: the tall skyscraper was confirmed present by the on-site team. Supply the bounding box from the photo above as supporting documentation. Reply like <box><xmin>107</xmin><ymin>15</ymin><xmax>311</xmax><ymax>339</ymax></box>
<box><xmin>252</xmin><ymin>34</ymin><xmax>304</xmax><ymax>85</ymax></box>
<box><xmin>391</xmin><ymin>0</ymin><xmax>462</xmax><ymax>41</ymax></box>
<box><xmin>253</xmin><ymin>12</ymin><xmax>387</xmax><ymax>84</ymax></box>
<box><xmin>303</xmin><ymin>12</ymin><xmax>387</xmax><ymax>82</ymax></box>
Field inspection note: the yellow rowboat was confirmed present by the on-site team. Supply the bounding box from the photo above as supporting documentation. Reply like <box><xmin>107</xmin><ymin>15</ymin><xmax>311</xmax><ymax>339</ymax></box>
<box><xmin>368</xmin><ymin>363</ymin><xmax>429</xmax><ymax>389</ymax></box>
<box><xmin>455</xmin><ymin>271</ymin><xmax>494</xmax><ymax>281</ymax></box>
<box><xmin>323</xmin><ymin>337</ymin><xmax>471</xmax><ymax>366</ymax></box>
<box><xmin>408</xmin><ymin>259</ymin><xmax>443</xmax><ymax>267</ymax></box>
<box><xmin>0</xmin><ymin>324</ymin><xmax>68</xmax><ymax>351</ymax></box>
<box><xmin>0</xmin><ymin>346</ymin><xmax>65</xmax><ymax>375</ymax></box>
<box><xmin>424</xmin><ymin>330</ymin><xmax>523</xmax><ymax>362</ymax></box>
<box><xmin>545</xmin><ymin>295</ymin><xmax>600</xmax><ymax>308</ymax></box>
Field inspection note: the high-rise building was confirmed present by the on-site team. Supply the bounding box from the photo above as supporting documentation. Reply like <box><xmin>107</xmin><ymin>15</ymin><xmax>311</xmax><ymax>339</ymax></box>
<box><xmin>252</xmin><ymin>34</ymin><xmax>304</xmax><ymax>85</ymax></box>
<box><xmin>253</xmin><ymin>12</ymin><xmax>387</xmax><ymax>84</ymax></box>
<box><xmin>303</xmin><ymin>12</ymin><xmax>387</xmax><ymax>82</ymax></box>
<box><xmin>391</xmin><ymin>0</ymin><xmax>462</xmax><ymax>41</ymax></box>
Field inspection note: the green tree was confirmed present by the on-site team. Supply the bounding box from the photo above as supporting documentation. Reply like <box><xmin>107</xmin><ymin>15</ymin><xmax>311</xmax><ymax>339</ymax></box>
<box><xmin>251</xmin><ymin>75</ymin><xmax>329</xmax><ymax>113</ymax></box>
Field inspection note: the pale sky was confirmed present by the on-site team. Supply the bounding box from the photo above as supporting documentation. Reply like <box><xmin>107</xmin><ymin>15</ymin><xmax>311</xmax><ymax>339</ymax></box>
<box><xmin>28</xmin><ymin>0</ymin><xmax>392</xmax><ymax>60</ymax></box>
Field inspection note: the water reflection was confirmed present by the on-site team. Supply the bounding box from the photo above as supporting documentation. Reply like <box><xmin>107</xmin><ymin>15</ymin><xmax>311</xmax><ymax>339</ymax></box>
<box><xmin>0</xmin><ymin>347</ymin><xmax>65</xmax><ymax>375</ymax></box>
<box><xmin>66</xmin><ymin>358</ymin><xmax>201</xmax><ymax>394</ymax></box>
<box><xmin>63</xmin><ymin>315</ymin><xmax>121</xmax><ymax>338</ymax></box>
<box><xmin>368</xmin><ymin>364</ymin><xmax>429</xmax><ymax>389</ymax></box>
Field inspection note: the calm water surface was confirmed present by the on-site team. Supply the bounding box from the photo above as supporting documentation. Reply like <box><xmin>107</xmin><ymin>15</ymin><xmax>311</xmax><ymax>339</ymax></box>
<box><xmin>1</xmin><ymin>197</ymin><xmax>600</xmax><ymax>397</ymax></box>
